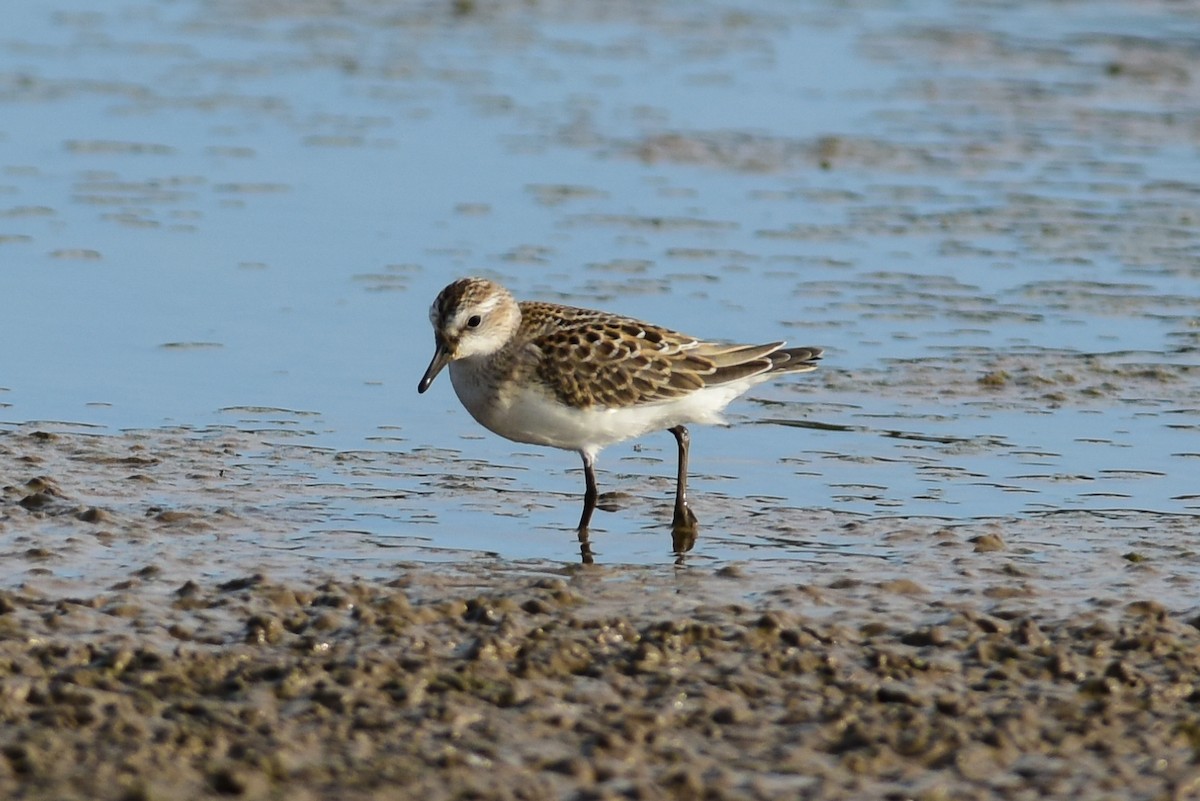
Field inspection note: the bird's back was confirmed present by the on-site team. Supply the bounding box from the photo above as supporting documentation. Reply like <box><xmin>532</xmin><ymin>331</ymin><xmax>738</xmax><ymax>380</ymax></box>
<box><xmin>515</xmin><ymin>300</ymin><xmax>821</xmax><ymax>411</ymax></box>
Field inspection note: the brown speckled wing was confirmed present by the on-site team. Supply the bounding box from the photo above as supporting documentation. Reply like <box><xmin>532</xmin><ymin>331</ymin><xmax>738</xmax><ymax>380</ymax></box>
<box><xmin>517</xmin><ymin>301</ymin><xmax>787</xmax><ymax>409</ymax></box>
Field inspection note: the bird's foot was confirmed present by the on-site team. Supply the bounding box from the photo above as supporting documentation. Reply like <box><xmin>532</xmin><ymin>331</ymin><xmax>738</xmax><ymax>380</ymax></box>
<box><xmin>576</xmin><ymin>526</ymin><xmax>595</xmax><ymax>565</ymax></box>
<box><xmin>670</xmin><ymin>503</ymin><xmax>698</xmax><ymax>555</ymax></box>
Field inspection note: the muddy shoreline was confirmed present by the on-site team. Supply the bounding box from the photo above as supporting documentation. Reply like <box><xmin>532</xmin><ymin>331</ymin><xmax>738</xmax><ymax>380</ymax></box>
<box><xmin>2</xmin><ymin>553</ymin><xmax>1198</xmax><ymax>801</ymax></box>
<box><xmin>4</xmin><ymin>427</ymin><xmax>1200</xmax><ymax>800</ymax></box>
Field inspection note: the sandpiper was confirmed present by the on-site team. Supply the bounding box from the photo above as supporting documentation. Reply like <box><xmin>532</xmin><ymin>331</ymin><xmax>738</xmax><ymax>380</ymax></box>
<box><xmin>417</xmin><ymin>277</ymin><xmax>822</xmax><ymax>544</ymax></box>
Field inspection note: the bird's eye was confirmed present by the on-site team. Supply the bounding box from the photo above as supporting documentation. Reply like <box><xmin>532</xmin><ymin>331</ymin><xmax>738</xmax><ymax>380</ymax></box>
<box><xmin>466</xmin><ymin>315</ymin><xmax>482</xmax><ymax>329</ymax></box>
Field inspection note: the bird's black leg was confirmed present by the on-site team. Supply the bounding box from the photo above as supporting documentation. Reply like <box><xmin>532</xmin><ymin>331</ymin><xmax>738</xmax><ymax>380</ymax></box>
<box><xmin>578</xmin><ymin>451</ymin><xmax>599</xmax><ymax>531</ymax></box>
<box><xmin>668</xmin><ymin>425</ymin><xmax>699</xmax><ymax>551</ymax></box>
<box><xmin>577</xmin><ymin>451</ymin><xmax>598</xmax><ymax>563</ymax></box>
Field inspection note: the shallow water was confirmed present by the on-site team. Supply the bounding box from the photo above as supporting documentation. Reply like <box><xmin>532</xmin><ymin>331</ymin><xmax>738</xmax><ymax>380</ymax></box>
<box><xmin>2</xmin><ymin>0</ymin><xmax>1199</xmax><ymax>588</ymax></box>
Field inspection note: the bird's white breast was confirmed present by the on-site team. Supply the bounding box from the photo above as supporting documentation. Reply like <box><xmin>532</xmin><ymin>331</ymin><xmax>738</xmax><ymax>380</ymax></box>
<box><xmin>449</xmin><ymin>357</ymin><xmax>761</xmax><ymax>456</ymax></box>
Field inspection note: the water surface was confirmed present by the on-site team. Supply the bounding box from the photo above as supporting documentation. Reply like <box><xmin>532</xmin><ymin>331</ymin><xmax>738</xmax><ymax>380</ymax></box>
<box><xmin>2</xmin><ymin>0</ymin><xmax>1198</xmax><ymax>588</ymax></box>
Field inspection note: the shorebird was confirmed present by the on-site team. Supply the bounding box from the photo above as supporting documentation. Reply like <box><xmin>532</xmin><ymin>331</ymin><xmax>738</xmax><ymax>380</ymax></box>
<box><xmin>418</xmin><ymin>277</ymin><xmax>822</xmax><ymax>549</ymax></box>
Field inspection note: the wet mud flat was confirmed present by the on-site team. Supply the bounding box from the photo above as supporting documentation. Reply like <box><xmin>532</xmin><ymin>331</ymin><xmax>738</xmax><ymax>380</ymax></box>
<box><xmin>4</xmin><ymin>568</ymin><xmax>1200</xmax><ymax>801</ymax></box>
<box><xmin>4</xmin><ymin>427</ymin><xmax>1200</xmax><ymax>801</ymax></box>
